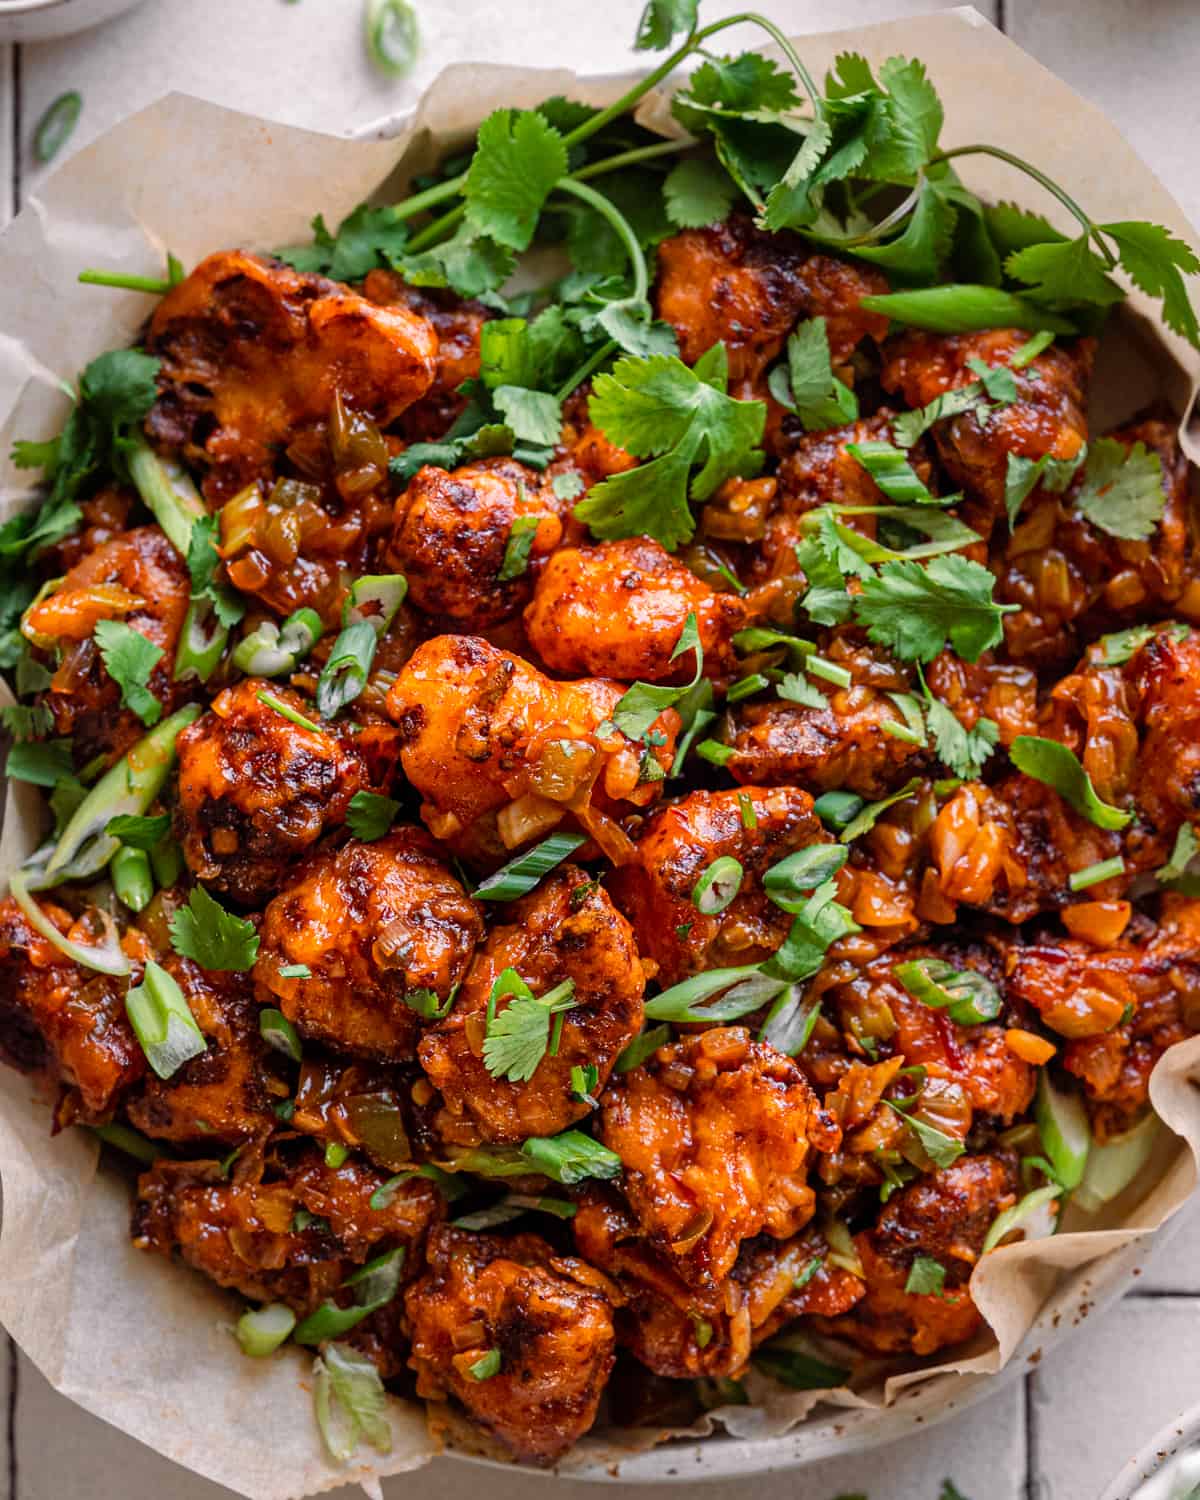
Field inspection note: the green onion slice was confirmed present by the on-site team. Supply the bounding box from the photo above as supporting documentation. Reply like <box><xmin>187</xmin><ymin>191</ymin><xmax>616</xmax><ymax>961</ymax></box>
<box><xmin>467</xmin><ymin>1347</ymin><xmax>501</xmax><ymax>1381</ymax></box>
<box><xmin>982</xmin><ymin>1183</ymin><xmax>1063</xmax><ymax>1254</ymax></box>
<box><xmin>127</xmin><ymin>440</ymin><xmax>207</xmax><ymax>559</ymax></box>
<box><xmin>259</xmin><ymin>1008</ymin><xmax>303</xmax><ymax>1063</ymax></box>
<box><xmin>233</xmin><ymin>607</ymin><xmax>324</xmax><ymax>676</ymax></box>
<box><xmin>758</xmin><ymin>985</ymin><xmax>821</xmax><ymax>1056</ymax></box>
<box><xmin>365</xmin><ymin>0</ymin><xmax>420</xmax><ymax>77</ymax></box>
<box><xmin>257</xmin><ymin>689</ymin><xmax>324</xmax><ymax>735</ymax></box>
<box><xmin>173</xmin><ymin>597</ymin><xmax>228</xmax><ymax>684</ymax></box>
<box><xmin>342</xmin><ymin>574</ymin><xmax>408</xmax><ymax>634</ymax></box>
<box><xmin>644</xmin><ymin>965</ymin><xmax>785</xmax><ymax>1024</ymax></box>
<box><xmin>615</xmin><ymin>1023</ymin><xmax>671</xmax><ymax>1073</ymax></box>
<box><xmin>294</xmin><ymin>1248</ymin><xmax>405</xmax><ymax>1346</ymax></box>
<box><xmin>313</xmin><ymin>1342</ymin><xmax>392</xmax><ymax>1463</ymax></box>
<box><xmin>125</xmin><ymin>959</ymin><xmax>207</xmax><ymax>1080</ymax></box>
<box><xmin>1073</xmin><ymin>1110</ymin><xmax>1160</xmax><ymax>1213</ymax></box>
<box><xmin>1069</xmin><ymin>856</ymin><xmax>1125</xmax><ymax>892</ymax></box>
<box><xmin>518</xmin><ymin>1129</ymin><xmax>622</xmax><ymax>1184</ymax></box>
<box><xmin>498</xmin><ymin>515</ymin><xmax>541</xmax><ymax>582</ymax></box>
<box><xmin>1009</xmin><ymin>736</ymin><xmax>1133</xmax><ymax>831</ymax></box>
<box><xmin>34</xmin><ymin>91</ymin><xmax>82</xmax><ymax>165</ymax></box>
<box><xmin>763</xmin><ymin>844</ymin><xmax>848</xmax><ymax>913</ymax></box>
<box><xmin>473</xmin><ymin>831</ymin><xmax>587</xmax><ymax>901</ymax></box>
<box><xmin>9</xmin><ymin>870</ymin><xmax>130</xmax><ymax>977</ymax></box>
<box><xmin>691</xmin><ymin>855</ymin><xmax>743</xmax><ymax>915</ymax></box>
<box><xmin>812</xmin><ymin>790</ymin><xmax>865</xmax><ymax>829</ymax></box>
<box><xmin>235</xmin><ymin>1302</ymin><xmax>296</xmax><ymax>1358</ymax></box>
<box><xmin>316</xmin><ymin>621</ymin><xmax>378</xmax><ymax>719</ymax></box>
<box><xmin>893</xmin><ymin>957</ymin><xmax>1003</xmax><ymax>1026</ymax></box>
<box><xmin>89</xmin><ymin>1121</ymin><xmax>160</xmax><ymax>1164</ymax></box>
<box><xmin>1035</xmin><ymin>1071</ymin><xmax>1090</xmax><ymax>1191</ymax></box>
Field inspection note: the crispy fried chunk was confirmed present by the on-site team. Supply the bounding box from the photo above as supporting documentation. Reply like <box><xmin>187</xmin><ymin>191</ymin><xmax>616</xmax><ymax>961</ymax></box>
<box><xmin>384</xmin><ymin>459</ymin><xmax>565</xmax><ymax>627</ymax></box>
<box><xmin>386</xmin><ymin>635</ymin><xmax>678</xmax><ymax>851</ymax></box>
<box><xmin>145</xmin><ymin>250</ymin><xmax>437</xmax><ymax>501</ymax></box>
<box><xmin>880</xmin><ymin>329</ymin><xmax>1093</xmax><ymax>526</ymax></box>
<box><xmin>405</xmin><ymin>1226</ymin><xmax>616</xmax><ymax>1465</ymax></box>
<box><xmin>813</xmin><ymin>1152</ymin><xmax>1017</xmax><ymax>1357</ymax></box>
<box><xmin>25</xmin><ymin>527</ymin><xmax>190</xmax><ymax>765</ymax></box>
<box><xmin>419</xmin><ymin>868</ymin><xmax>643</xmax><ymax>1144</ymax></box>
<box><xmin>608</xmin><ymin>786</ymin><xmax>828</xmax><ymax>987</ymax></box>
<box><xmin>175</xmin><ymin>678</ymin><xmax>368</xmax><ymax>905</ymax></box>
<box><xmin>600</xmin><ymin>1028</ymin><xmax>820</xmax><ymax>1287</ymax></box>
<box><xmin>524</xmin><ymin>537</ymin><xmax>747</xmax><ymax>683</ymax></box>
<box><xmin>655</xmin><ymin>218</ymin><xmax>889</xmax><ymax>384</ymax></box>
<box><xmin>0</xmin><ymin>898</ymin><xmax>144</xmax><ymax>1123</ymax></box>
<box><xmin>254</xmin><ymin>828</ymin><xmax>483</xmax><ymax>1063</ymax></box>
<box><xmin>126</xmin><ymin>957</ymin><xmax>279</xmax><ymax>1146</ymax></box>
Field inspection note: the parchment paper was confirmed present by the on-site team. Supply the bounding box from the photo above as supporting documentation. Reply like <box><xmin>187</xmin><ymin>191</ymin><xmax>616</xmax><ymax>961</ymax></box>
<box><xmin>1</xmin><ymin>8</ymin><xmax>1199</xmax><ymax>1498</ymax></box>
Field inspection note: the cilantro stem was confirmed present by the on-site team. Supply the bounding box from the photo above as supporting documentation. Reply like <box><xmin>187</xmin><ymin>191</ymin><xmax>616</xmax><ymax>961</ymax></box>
<box><xmin>555</xmin><ymin>339</ymin><xmax>618</xmax><ymax>403</ymax></box>
<box><xmin>930</xmin><ymin>145</ymin><xmax>1118</xmax><ymax>269</ymax></box>
<box><xmin>572</xmin><ymin>138</ymin><xmax>690</xmax><ymax>180</ymax></box>
<box><xmin>556</xmin><ymin>177</ymin><xmax>649</xmax><ymax>301</ymax></box>
<box><xmin>695</xmin><ymin>12</ymin><xmax>822</xmax><ymax>119</ymax></box>
<box><xmin>407</xmin><ymin>203</ymin><xmax>465</xmax><ymax>254</ymax></box>
<box><xmin>79</xmin><ymin>269</ymin><xmax>172</xmax><ymax>294</ymax></box>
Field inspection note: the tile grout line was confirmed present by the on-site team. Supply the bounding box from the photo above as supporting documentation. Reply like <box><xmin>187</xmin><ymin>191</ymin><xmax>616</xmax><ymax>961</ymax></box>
<box><xmin>6</xmin><ymin>1336</ymin><xmax>16</xmax><ymax>1500</ymax></box>
<box><xmin>11</xmin><ymin>44</ymin><xmax>21</xmax><ymax>217</ymax></box>
<box><xmin>1024</xmin><ymin>1370</ymin><xmax>1040</xmax><ymax>1500</ymax></box>
<box><xmin>995</xmin><ymin>0</ymin><xmax>1007</xmax><ymax>32</ymax></box>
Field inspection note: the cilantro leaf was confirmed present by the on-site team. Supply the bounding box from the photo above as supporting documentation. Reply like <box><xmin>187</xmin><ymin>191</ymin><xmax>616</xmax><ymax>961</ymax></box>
<box><xmin>891</xmin><ymin>382</ymin><xmax>986</xmax><ymax>448</ymax></box>
<box><xmin>1073</xmin><ymin>437</ymin><xmax>1165</xmax><ymax>541</ymax></box>
<box><xmin>464</xmin><ymin>109</ymin><xmax>568</xmax><ymax>252</ymax></box>
<box><xmin>635</xmin><ymin>0</ymin><xmax>697</xmax><ymax>50</ymax></box>
<box><xmin>1004</xmin><ymin>448</ymin><xmax>1086</xmax><ymax>528</ymax></box>
<box><xmin>93</xmin><ymin>619</ymin><xmax>164</xmax><ymax>726</ymax></box>
<box><xmin>678</xmin><ymin>52</ymin><xmax>800</xmax><ymax>116</ymax></box>
<box><xmin>905</xmin><ymin>1254</ymin><xmax>947</xmax><ymax>1297</ymax></box>
<box><xmin>1103</xmin><ymin>220</ymin><xmax>1200</xmax><ymax>349</ymax></box>
<box><xmin>610</xmin><ymin>613</ymin><xmax>703</xmax><ymax>742</ymax></box>
<box><xmin>577</xmin><ymin>348</ymin><xmax>765</xmax><ymax>549</ymax></box>
<box><xmin>492</xmin><ymin>386</ymin><xmax>562</xmax><ymax>448</ymax></box>
<box><xmin>664</xmin><ymin>156</ymin><xmax>738</xmax><ymax>230</ymax></box>
<box><xmin>925</xmin><ymin>697</ymin><xmax>998</xmax><ymax>780</ymax></box>
<box><xmin>5</xmin><ymin>738</ymin><xmax>74</xmax><ymax>788</ymax></box>
<box><xmin>965</xmin><ymin>356</ymin><xmax>1018</xmax><ymax>403</ymax></box>
<box><xmin>853</xmin><ymin>173</ymin><xmax>958</xmax><ymax>282</ymax></box>
<box><xmin>1004</xmin><ymin>234</ymin><xmax>1124</xmax><ymax>308</ymax></box>
<box><xmin>854</xmin><ymin>555</ymin><xmax>1012</xmax><ymax>663</ymax></box>
<box><xmin>399</xmin><ymin>223</ymin><xmax>515</xmax><ymax>298</ymax></box>
<box><xmin>768</xmin><ymin>319</ymin><xmax>860</xmax><ymax>432</ymax></box>
<box><xmin>105</xmin><ymin>813</ymin><xmax>171</xmax><ymax>851</ymax></box>
<box><xmin>0</xmin><ymin>702</ymin><xmax>52</xmax><ymax>742</ymax></box>
<box><xmin>481</xmin><ymin>970</ymin><xmax>576</xmax><ymax>1083</ymax></box>
<box><xmin>1009</xmin><ymin>735</ymin><xmax>1133</xmax><ymax>830</ymax></box>
<box><xmin>277</xmin><ymin>204</ymin><xmax>410</xmax><ymax>282</ymax></box>
<box><xmin>984</xmin><ymin>201</ymin><xmax>1066</xmax><ymax>258</ymax></box>
<box><xmin>887</xmin><ymin>1100</ymin><xmax>965</xmax><ymax>1168</ymax></box>
<box><xmin>186</xmin><ymin>515</ymin><xmax>244</xmax><ymax>629</ymax></box>
<box><xmin>169</xmin><ymin>885</ymin><xmax>260</xmax><ymax>971</ymax></box>
<box><xmin>777</xmin><ymin>671</ymin><xmax>827</xmax><ymax>709</ymax></box>
<box><xmin>346</xmin><ymin>791</ymin><xmax>400</xmax><ymax>842</ymax></box>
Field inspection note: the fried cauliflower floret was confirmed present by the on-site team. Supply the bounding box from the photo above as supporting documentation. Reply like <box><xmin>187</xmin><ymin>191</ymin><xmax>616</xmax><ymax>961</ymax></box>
<box><xmin>812</xmin><ymin>1152</ymin><xmax>1017</xmax><ymax>1357</ymax></box>
<box><xmin>1010</xmin><ymin>896</ymin><xmax>1200</xmax><ymax>1136</ymax></box>
<box><xmin>174</xmin><ymin>678</ymin><xmax>368</xmax><ymax>905</ymax></box>
<box><xmin>126</xmin><ymin>958</ymin><xmax>279</xmax><ymax>1146</ymax></box>
<box><xmin>728</xmin><ymin>676</ymin><xmax>928</xmax><ymax>798</ymax></box>
<box><xmin>995</xmin><ymin>416</ymin><xmax>1197</xmax><ymax>666</ymax></box>
<box><xmin>418</xmin><ymin>868</ymin><xmax>643</xmax><ymax>1143</ymax></box>
<box><xmin>405</xmin><ymin>1226</ymin><xmax>616</xmax><ymax>1465</ymax></box>
<box><xmin>824</xmin><ymin>944</ymin><xmax>1036</xmax><ymax>1124</ymax></box>
<box><xmin>607</xmin><ymin>786</ymin><xmax>828</xmax><ymax>987</ymax></box>
<box><xmin>923</xmin><ymin>650</ymin><xmax>1039</xmax><ymax>748</ymax></box>
<box><xmin>655</xmin><ymin>217</ymin><xmax>889</xmax><ymax>384</ymax></box>
<box><xmin>384</xmin><ymin>459</ymin><xmax>566</xmax><ymax>628</ymax></box>
<box><xmin>386</xmin><ymin>635</ymin><xmax>678</xmax><ymax>851</ymax></box>
<box><xmin>0</xmin><ymin>898</ymin><xmax>144</xmax><ymax>1123</ymax></box>
<box><xmin>600</xmin><ymin>1027</ymin><xmax>822</xmax><ymax>1287</ymax></box>
<box><xmin>254</xmin><ymin>828</ymin><xmax>483</xmax><ymax>1063</ymax></box>
<box><xmin>145</xmin><ymin>250</ymin><xmax>437</xmax><ymax>501</ymax></box>
<box><xmin>524</xmin><ymin>537</ymin><xmax>747</xmax><ymax>683</ymax></box>
<box><xmin>573</xmin><ymin>1189</ymin><xmax>862</xmax><ymax>1380</ymax></box>
<box><xmin>363</xmin><ymin>270</ymin><xmax>493</xmax><ymax>441</ymax></box>
<box><xmin>133</xmin><ymin>1146</ymin><xmax>442</xmax><ymax>1325</ymax></box>
<box><xmin>24</xmin><ymin>527</ymin><xmax>190</xmax><ymax>765</ymax></box>
<box><xmin>880</xmin><ymin>329</ymin><xmax>1093</xmax><ymax>527</ymax></box>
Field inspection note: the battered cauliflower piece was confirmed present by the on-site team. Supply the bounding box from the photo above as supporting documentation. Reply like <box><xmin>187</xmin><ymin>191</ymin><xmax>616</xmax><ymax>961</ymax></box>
<box><xmin>25</xmin><ymin>527</ymin><xmax>190</xmax><ymax>765</ymax></box>
<box><xmin>145</xmin><ymin>250</ymin><xmax>437</xmax><ymax>500</ymax></box>
<box><xmin>126</xmin><ymin>957</ymin><xmax>279</xmax><ymax>1146</ymax></box>
<box><xmin>405</xmin><ymin>1226</ymin><xmax>617</xmax><ymax>1465</ymax></box>
<box><xmin>1011</xmin><ymin>896</ymin><xmax>1200</xmax><ymax>1136</ymax></box>
<box><xmin>573</xmin><ymin>1190</ymin><xmax>862</xmax><ymax>1380</ymax></box>
<box><xmin>254</xmin><ymin>829</ymin><xmax>483</xmax><ymax>1063</ymax></box>
<box><xmin>134</xmin><ymin>1146</ymin><xmax>442</xmax><ymax>1324</ymax></box>
<box><xmin>175</xmin><ymin>678</ymin><xmax>369</xmax><ymax>906</ymax></box>
<box><xmin>880</xmin><ymin>329</ymin><xmax>1093</xmax><ymax>527</ymax></box>
<box><xmin>0</xmin><ymin>897</ymin><xmax>144</xmax><ymax>1124</ymax></box>
<box><xmin>386</xmin><ymin>635</ymin><xmax>678</xmax><ymax>851</ymax></box>
<box><xmin>995</xmin><ymin>416</ymin><xmax>1197</xmax><ymax>666</ymax></box>
<box><xmin>812</xmin><ymin>1152</ymin><xmax>1017</xmax><ymax>1357</ymax></box>
<box><xmin>655</xmin><ymin>217</ymin><xmax>889</xmax><ymax>384</ymax></box>
<box><xmin>523</xmin><ymin>537</ymin><xmax>747</xmax><ymax>683</ymax></box>
<box><xmin>418</xmin><ymin>868</ymin><xmax>643</xmax><ymax>1144</ymax></box>
<box><xmin>384</xmin><ymin>459</ymin><xmax>566</xmax><ymax>627</ymax></box>
<box><xmin>363</xmin><ymin>270</ymin><xmax>493</xmax><ymax>442</ymax></box>
<box><xmin>607</xmin><ymin>786</ymin><xmax>829</xmax><ymax>987</ymax></box>
<box><xmin>600</xmin><ymin>1027</ymin><xmax>822</xmax><ymax>1287</ymax></box>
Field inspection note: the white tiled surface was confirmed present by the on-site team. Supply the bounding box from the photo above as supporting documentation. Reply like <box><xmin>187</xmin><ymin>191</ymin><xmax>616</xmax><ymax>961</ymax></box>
<box><xmin>0</xmin><ymin>2</ymin><xmax>1198</xmax><ymax>1497</ymax></box>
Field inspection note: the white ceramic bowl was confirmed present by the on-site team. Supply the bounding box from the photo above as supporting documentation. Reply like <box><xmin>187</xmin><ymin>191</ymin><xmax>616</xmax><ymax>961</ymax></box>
<box><xmin>0</xmin><ymin>0</ymin><xmax>149</xmax><ymax>43</ymax></box>
<box><xmin>1100</xmin><ymin>1406</ymin><xmax>1200</xmax><ymax>1500</ymax></box>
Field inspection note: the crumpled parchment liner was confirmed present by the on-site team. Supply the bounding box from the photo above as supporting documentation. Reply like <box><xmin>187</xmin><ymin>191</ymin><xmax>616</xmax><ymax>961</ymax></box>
<box><xmin>0</xmin><ymin>8</ymin><xmax>1198</xmax><ymax>1496</ymax></box>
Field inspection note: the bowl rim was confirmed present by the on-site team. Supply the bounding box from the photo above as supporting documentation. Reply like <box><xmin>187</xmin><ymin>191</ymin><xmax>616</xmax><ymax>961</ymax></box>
<box><xmin>0</xmin><ymin>1</ymin><xmax>80</xmax><ymax>14</ymax></box>
<box><xmin>1099</xmin><ymin>1404</ymin><xmax>1200</xmax><ymax>1500</ymax></box>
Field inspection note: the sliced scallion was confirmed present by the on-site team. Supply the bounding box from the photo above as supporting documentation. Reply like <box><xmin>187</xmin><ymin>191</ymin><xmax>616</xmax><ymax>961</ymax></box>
<box><xmin>364</xmin><ymin>0</ymin><xmax>420</xmax><ymax>77</ymax></box>
<box><xmin>763</xmin><ymin>844</ymin><xmax>848</xmax><ymax>913</ymax></box>
<box><xmin>518</xmin><ymin>1129</ymin><xmax>622</xmax><ymax>1184</ymax></box>
<box><xmin>316</xmin><ymin>620</ymin><xmax>378</xmax><ymax>719</ymax></box>
<box><xmin>982</xmin><ymin>1183</ymin><xmax>1063</xmax><ymax>1254</ymax></box>
<box><xmin>692</xmin><ymin>855</ymin><xmax>743</xmax><ymax>915</ymax></box>
<box><xmin>9</xmin><ymin>870</ymin><xmax>130</xmax><ymax>977</ymax></box>
<box><xmin>313</xmin><ymin>1341</ymin><xmax>392</xmax><ymax>1462</ymax></box>
<box><xmin>126</xmin><ymin>959</ymin><xmax>208</xmax><ymax>1080</ymax></box>
<box><xmin>727</xmin><ymin>672</ymin><xmax>771</xmax><ymax>704</ymax></box>
<box><xmin>111</xmin><ymin>846</ymin><xmax>154</xmax><ymax>912</ymax></box>
<box><xmin>1068</xmin><ymin>855</ymin><xmax>1125</xmax><ymax>892</ymax></box>
<box><xmin>615</xmin><ymin>1022</ymin><xmax>671</xmax><ymax>1073</ymax></box>
<box><xmin>696</xmin><ymin>739</ymin><xmax>735</xmax><ymax>767</ymax></box>
<box><xmin>34</xmin><ymin>91</ymin><xmax>82</xmax><ymax>165</ymax></box>
<box><xmin>804</xmin><ymin>655</ymin><xmax>853</xmax><ymax>689</ymax></box>
<box><xmin>259</xmin><ymin>1008</ymin><xmax>303</xmax><ymax>1063</ymax></box>
<box><xmin>89</xmin><ymin>1121</ymin><xmax>159</xmax><ymax>1164</ymax></box>
<box><xmin>467</xmin><ymin>1347</ymin><xmax>501</xmax><ymax>1381</ymax></box>
<box><xmin>1035</xmin><ymin>1071</ymin><xmax>1090</xmax><ymax>1191</ymax></box>
<box><xmin>1074</xmin><ymin>1110</ymin><xmax>1160</xmax><ymax>1213</ymax></box>
<box><xmin>893</xmin><ymin>957</ymin><xmax>1003</xmax><ymax>1026</ymax></box>
<box><xmin>127</xmin><ymin>440</ymin><xmax>207</xmax><ymax>559</ymax></box>
<box><xmin>473</xmin><ymin>831</ymin><xmax>587</xmax><ymax>901</ymax></box>
<box><xmin>235</xmin><ymin>1302</ymin><xmax>297</xmax><ymax>1358</ymax></box>
<box><xmin>233</xmin><ymin>607</ymin><xmax>323</xmax><ymax>677</ymax></box>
